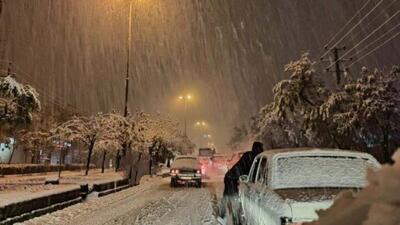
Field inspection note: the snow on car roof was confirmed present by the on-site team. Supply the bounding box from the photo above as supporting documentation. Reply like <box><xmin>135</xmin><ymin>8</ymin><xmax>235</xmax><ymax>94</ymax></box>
<box><xmin>260</xmin><ymin>148</ymin><xmax>378</xmax><ymax>160</ymax></box>
<box><xmin>172</xmin><ymin>156</ymin><xmax>200</xmax><ymax>169</ymax></box>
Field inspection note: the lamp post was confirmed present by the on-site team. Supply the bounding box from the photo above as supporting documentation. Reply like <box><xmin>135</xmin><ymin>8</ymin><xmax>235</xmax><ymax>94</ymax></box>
<box><xmin>117</xmin><ymin>1</ymin><xmax>134</xmax><ymax>172</ymax></box>
<box><xmin>178</xmin><ymin>94</ymin><xmax>192</xmax><ymax>136</ymax></box>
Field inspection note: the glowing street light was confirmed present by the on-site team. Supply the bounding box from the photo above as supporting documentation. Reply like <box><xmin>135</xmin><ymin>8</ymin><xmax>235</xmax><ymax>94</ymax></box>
<box><xmin>178</xmin><ymin>94</ymin><xmax>192</xmax><ymax>136</ymax></box>
<box><xmin>195</xmin><ymin>121</ymin><xmax>207</xmax><ymax>127</ymax></box>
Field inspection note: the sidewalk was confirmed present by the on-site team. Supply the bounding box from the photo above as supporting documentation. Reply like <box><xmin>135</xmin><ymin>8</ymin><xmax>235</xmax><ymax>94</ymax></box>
<box><xmin>0</xmin><ymin>169</ymin><xmax>124</xmax><ymax>207</ymax></box>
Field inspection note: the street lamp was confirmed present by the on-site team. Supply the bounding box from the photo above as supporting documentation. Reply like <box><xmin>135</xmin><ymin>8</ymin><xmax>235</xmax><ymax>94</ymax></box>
<box><xmin>178</xmin><ymin>94</ymin><xmax>192</xmax><ymax>136</ymax></box>
<box><xmin>118</xmin><ymin>0</ymin><xmax>135</xmax><ymax>172</ymax></box>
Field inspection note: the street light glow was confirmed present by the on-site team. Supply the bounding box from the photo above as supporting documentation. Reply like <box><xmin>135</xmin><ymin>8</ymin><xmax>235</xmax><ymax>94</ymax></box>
<box><xmin>178</xmin><ymin>94</ymin><xmax>192</xmax><ymax>101</ymax></box>
<box><xmin>195</xmin><ymin>121</ymin><xmax>207</xmax><ymax>127</ymax></box>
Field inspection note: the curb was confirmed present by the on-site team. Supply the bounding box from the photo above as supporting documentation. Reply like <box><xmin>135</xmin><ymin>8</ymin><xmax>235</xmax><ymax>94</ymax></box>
<box><xmin>0</xmin><ymin>197</ymin><xmax>82</xmax><ymax>225</ymax></box>
<box><xmin>0</xmin><ymin>179</ymin><xmax>131</xmax><ymax>224</ymax></box>
<box><xmin>97</xmin><ymin>184</ymin><xmax>131</xmax><ymax>197</ymax></box>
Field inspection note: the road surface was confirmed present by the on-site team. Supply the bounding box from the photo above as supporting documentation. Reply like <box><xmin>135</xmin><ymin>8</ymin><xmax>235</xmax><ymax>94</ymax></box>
<box><xmin>21</xmin><ymin>176</ymin><xmax>224</xmax><ymax>225</ymax></box>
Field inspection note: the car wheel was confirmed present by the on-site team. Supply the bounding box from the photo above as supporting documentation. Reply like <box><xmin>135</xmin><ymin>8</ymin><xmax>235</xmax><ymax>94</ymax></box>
<box><xmin>196</xmin><ymin>180</ymin><xmax>202</xmax><ymax>188</ymax></box>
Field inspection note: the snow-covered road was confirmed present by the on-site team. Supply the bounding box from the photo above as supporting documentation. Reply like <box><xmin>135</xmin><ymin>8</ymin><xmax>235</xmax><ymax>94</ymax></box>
<box><xmin>21</xmin><ymin>176</ymin><xmax>223</xmax><ymax>225</ymax></box>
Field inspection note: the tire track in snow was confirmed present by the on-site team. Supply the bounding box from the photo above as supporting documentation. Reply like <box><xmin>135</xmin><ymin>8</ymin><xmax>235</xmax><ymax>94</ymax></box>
<box><xmin>134</xmin><ymin>186</ymin><xmax>218</xmax><ymax>225</ymax></box>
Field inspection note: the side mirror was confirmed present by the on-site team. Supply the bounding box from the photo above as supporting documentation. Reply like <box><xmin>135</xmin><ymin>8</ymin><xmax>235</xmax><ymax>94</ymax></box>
<box><xmin>239</xmin><ymin>175</ymin><xmax>249</xmax><ymax>183</ymax></box>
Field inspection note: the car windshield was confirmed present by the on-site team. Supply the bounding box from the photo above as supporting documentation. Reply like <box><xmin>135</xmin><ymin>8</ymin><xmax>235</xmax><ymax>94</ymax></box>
<box><xmin>272</xmin><ymin>155</ymin><xmax>379</xmax><ymax>189</ymax></box>
<box><xmin>199</xmin><ymin>148</ymin><xmax>213</xmax><ymax>157</ymax></box>
<box><xmin>173</xmin><ymin>157</ymin><xmax>199</xmax><ymax>168</ymax></box>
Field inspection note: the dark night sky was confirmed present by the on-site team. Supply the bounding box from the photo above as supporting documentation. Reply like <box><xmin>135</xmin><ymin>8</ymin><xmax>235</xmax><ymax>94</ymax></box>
<box><xmin>0</xmin><ymin>0</ymin><xmax>399</xmax><ymax>149</ymax></box>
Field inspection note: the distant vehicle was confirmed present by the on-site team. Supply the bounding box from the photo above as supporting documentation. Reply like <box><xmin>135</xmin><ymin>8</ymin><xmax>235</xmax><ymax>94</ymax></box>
<box><xmin>170</xmin><ymin>155</ymin><xmax>202</xmax><ymax>188</ymax></box>
<box><xmin>227</xmin><ymin>150</ymin><xmax>247</xmax><ymax>169</ymax></box>
<box><xmin>237</xmin><ymin>148</ymin><xmax>380</xmax><ymax>225</ymax></box>
<box><xmin>211</xmin><ymin>154</ymin><xmax>229</xmax><ymax>171</ymax></box>
<box><xmin>198</xmin><ymin>148</ymin><xmax>215</xmax><ymax>166</ymax></box>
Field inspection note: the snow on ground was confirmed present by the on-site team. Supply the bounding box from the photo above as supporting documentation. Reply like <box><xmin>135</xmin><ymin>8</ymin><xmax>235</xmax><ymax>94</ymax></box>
<box><xmin>21</xmin><ymin>176</ymin><xmax>223</xmax><ymax>225</ymax></box>
<box><xmin>0</xmin><ymin>169</ymin><xmax>124</xmax><ymax>207</ymax></box>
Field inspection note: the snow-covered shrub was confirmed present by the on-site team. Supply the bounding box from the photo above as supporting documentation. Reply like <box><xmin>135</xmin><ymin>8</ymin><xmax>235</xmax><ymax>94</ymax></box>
<box><xmin>0</xmin><ymin>76</ymin><xmax>41</xmax><ymax>139</ymax></box>
<box><xmin>250</xmin><ymin>54</ymin><xmax>399</xmax><ymax>162</ymax></box>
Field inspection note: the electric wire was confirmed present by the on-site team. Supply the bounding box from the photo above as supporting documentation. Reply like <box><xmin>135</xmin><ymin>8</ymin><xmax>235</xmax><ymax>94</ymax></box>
<box><xmin>326</xmin><ymin>9</ymin><xmax>400</xmax><ymax>69</ymax></box>
<box><xmin>349</xmin><ymin>22</ymin><xmax>400</xmax><ymax>60</ymax></box>
<box><xmin>348</xmin><ymin>29</ymin><xmax>400</xmax><ymax>67</ymax></box>
<box><xmin>321</xmin><ymin>0</ymin><xmax>373</xmax><ymax>55</ymax></box>
<box><xmin>320</xmin><ymin>0</ymin><xmax>385</xmax><ymax>59</ymax></box>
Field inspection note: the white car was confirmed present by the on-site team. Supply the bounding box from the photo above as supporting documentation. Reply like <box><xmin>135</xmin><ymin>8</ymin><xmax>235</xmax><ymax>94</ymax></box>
<box><xmin>238</xmin><ymin>148</ymin><xmax>380</xmax><ymax>225</ymax></box>
<box><xmin>170</xmin><ymin>155</ymin><xmax>202</xmax><ymax>188</ymax></box>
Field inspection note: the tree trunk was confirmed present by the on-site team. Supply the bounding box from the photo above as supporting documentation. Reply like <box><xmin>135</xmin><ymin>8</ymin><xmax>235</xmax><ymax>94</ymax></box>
<box><xmin>115</xmin><ymin>150</ymin><xmax>120</xmax><ymax>172</ymax></box>
<box><xmin>134</xmin><ymin>152</ymin><xmax>143</xmax><ymax>185</ymax></box>
<box><xmin>148</xmin><ymin>148</ymin><xmax>153</xmax><ymax>177</ymax></box>
<box><xmin>382</xmin><ymin>126</ymin><xmax>392</xmax><ymax>164</ymax></box>
<box><xmin>101</xmin><ymin>150</ymin><xmax>107</xmax><ymax>173</ymax></box>
<box><xmin>8</xmin><ymin>145</ymin><xmax>15</xmax><ymax>164</ymax></box>
<box><xmin>24</xmin><ymin>150</ymin><xmax>28</xmax><ymax>163</ymax></box>
<box><xmin>58</xmin><ymin>148</ymin><xmax>63</xmax><ymax>178</ymax></box>
<box><xmin>31</xmin><ymin>152</ymin><xmax>35</xmax><ymax>164</ymax></box>
<box><xmin>85</xmin><ymin>140</ymin><xmax>95</xmax><ymax>176</ymax></box>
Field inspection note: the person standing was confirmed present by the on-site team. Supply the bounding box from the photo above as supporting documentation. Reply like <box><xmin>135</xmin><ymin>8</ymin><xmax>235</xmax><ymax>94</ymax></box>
<box><xmin>218</xmin><ymin>141</ymin><xmax>264</xmax><ymax>224</ymax></box>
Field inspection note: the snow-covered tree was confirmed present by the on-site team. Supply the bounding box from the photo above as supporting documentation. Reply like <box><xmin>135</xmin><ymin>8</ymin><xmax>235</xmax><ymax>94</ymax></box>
<box><xmin>251</xmin><ymin>53</ymin><xmax>399</xmax><ymax>162</ymax></box>
<box><xmin>131</xmin><ymin>111</ymin><xmax>195</xmax><ymax>163</ymax></box>
<box><xmin>0</xmin><ymin>76</ymin><xmax>41</xmax><ymax>140</ymax></box>
<box><xmin>319</xmin><ymin>66</ymin><xmax>400</xmax><ymax>162</ymax></box>
<box><xmin>50</xmin><ymin>113</ymin><xmax>123</xmax><ymax>175</ymax></box>
<box><xmin>17</xmin><ymin>129</ymin><xmax>50</xmax><ymax>163</ymax></box>
<box><xmin>253</xmin><ymin>53</ymin><xmax>329</xmax><ymax>148</ymax></box>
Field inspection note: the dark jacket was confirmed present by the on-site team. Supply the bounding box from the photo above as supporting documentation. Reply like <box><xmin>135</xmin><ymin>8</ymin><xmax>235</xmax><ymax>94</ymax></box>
<box><xmin>223</xmin><ymin>150</ymin><xmax>261</xmax><ymax>196</ymax></box>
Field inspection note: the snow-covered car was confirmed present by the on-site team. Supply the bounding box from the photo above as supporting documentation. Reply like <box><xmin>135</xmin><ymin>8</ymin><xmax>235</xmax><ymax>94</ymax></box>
<box><xmin>238</xmin><ymin>148</ymin><xmax>380</xmax><ymax>225</ymax></box>
<box><xmin>170</xmin><ymin>155</ymin><xmax>202</xmax><ymax>188</ymax></box>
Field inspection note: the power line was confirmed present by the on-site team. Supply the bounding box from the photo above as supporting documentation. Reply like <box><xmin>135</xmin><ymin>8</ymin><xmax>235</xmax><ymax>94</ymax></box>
<box><xmin>349</xmin><ymin>22</ymin><xmax>400</xmax><ymax>60</ymax></box>
<box><xmin>321</xmin><ymin>0</ymin><xmax>373</xmax><ymax>53</ymax></box>
<box><xmin>326</xmin><ymin>9</ymin><xmax>400</xmax><ymax>69</ymax></box>
<box><xmin>320</xmin><ymin>0</ymin><xmax>385</xmax><ymax>59</ymax></box>
<box><xmin>348</xmin><ymin>30</ymin><xmax>400</xmax><ymax>67</ymax></box>
<box><xmin>348</xmin><ymin>0</ymin><xmax>399</xmax><ymax>43</ymax></box>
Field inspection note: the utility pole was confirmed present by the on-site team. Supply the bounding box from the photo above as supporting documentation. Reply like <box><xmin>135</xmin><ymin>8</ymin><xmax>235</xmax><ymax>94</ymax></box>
<box><xmin>124</xmin><ymin>1</ymin><xmax>133</xmax><ymax>118</ymax></box>
<box><xmin>7</xmin><ymin>61</ymin><xmax>12</xmax><ymax>76</ymax></box>
<box><xmin>116</xmin><ymin>1</ymin><xmax>134</xmax><ymax>172</ymax></box>
<box><xmin>321</xmin><ymin>46</ymin><xmax>352</xmax><ymax>87</ymax></box>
